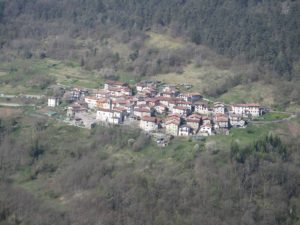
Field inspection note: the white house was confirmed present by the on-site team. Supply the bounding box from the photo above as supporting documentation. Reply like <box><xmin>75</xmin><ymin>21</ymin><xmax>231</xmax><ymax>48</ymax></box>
<box><xmin>194</xmin><ymin>103</ymin><xmax>209</xmax><ymax>115</ymax></box>
<box><xmin>178</xmin><ymin>92</ymin><xmax>202</xmax><ymax>102</ymax></box>
<box><xmin>172</xmin><ymin>106</ymin><xmax>190</xmax><ymax>117</ymax></box>
<box><xmin>231</xmin><ymin>104</ymin><xmax>260</xmax><ymax>117</ymax></box>
<box><xmin>178</xmin><ymin>124</ymin><xmax>192</xmax><ymax>136</ymax></box>
<box><xmin>186</xmin><ymin>116</ymin><xmax>201</xmax><ymax>133</ymax></box>
<box><xmin>213</xmin><ymin>102</ymin><xmax>226</xmax><ymax>114</ymax></box>
<box><xmin>96</xmin><ymin>108</ymin><xmax>126</xmax><ymax>124</ymax></box>
<box><xmin>139</xmin><ymin>116</ymin><xmax>157</xmax><ymax>132</ymax></box>
<box><xmin>48</xmin><ymin>97</ymin><xmax>60</xmax><ymax>107</ymax></box>
<box><xmin>96</xmin><ymin>108</ymin><xmax>114</xmax><ymax>123</ymax></box>
<box><xmin>199</xmin><ymin>124</ymin><xmax>212</xmax><ymax>136</ymax></box>
<box><xmin>213</xmin><ymin>114</ymin><xmax>229</xmax><ymax>129</ymax></box>
<box><xmin>202</xmin><ymin>117</ymin><xmax>211</xmax><ymax>125</ymax></box>
<box><xmin>84</xmin><ymin>96</ymin><xmax>98</xmax><ymax>109</ymax></box>
<box><xmin>133</xmin><ymin>107</ymin><xmax>152</xmax><ymax>119</ymax></box>
<box><xmin>229</xmin><ymin>114</ymin><xmax>246</xmax><ymax>127</ymax></box>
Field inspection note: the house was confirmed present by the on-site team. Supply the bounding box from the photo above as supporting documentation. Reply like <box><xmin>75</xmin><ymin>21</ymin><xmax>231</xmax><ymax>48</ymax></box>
<box><xmin>96</xmin><ymin>98</ymin><xmax>109</xmax><ymax>109</ymax></box>
<box><xmin>231</xmin><ymin>104</ymin><xmax>260</xmax><ymax>117</ymax></box>
<box><xmin>178</xmin><ymin>92</ymin><xmax>202</xmax><ymax>102</ymax></box>
<box><xmin>202</xmin><ymin>117</ymin><xmax>211</xmax><ymax>125</ymax></box>
<box><xmin>71</xmin><ymin>88</ymin><xmax>88</xmax><ymax>101</ymax></box>
<box><xmin>176</xmin><ymin>101</ymin><xmax>193</xmax><ymax>110</ymax></box>
<box><xmin>229</xmin><ymin>114</ymin><xmax>246</xmax><ymax>127</ymax></box>
<box><xmin>156</xmin><ymin>97</ymin><xmax>175</xmax><ymax>107</ymax></box>
<box><xmin>136</xmin><ymin>82</ymin><xmax>146</xmax><ymax>92</ymax></box>
<box><xmin>120</xmin><ymin>87</ymin><xmax>132</xmax><ymax>96</ymax></box>
<box><xmin>96</xmin><ymin>108</ymin><xmax>126</xmax><ymax>124</ymax></box>
<box><xmin>84</xmin><ymin>96</ymin><xmax>98</xmax><ymax>109</ymax></box>
<box><xmin>113</xmin><ymin>107</ymin><xmax>127</xmax><ymax>122</ymax></box>
<box><xmin>214</xmin><ymin>114</ymin><xmax>229</xmax><ymax>129</ymax></box>
<box><xmin>139</xmin><ymin>116</ymin><xmax>157</xmax><ymax>132</ymax></box>
<box><xmin>48</xmin><ymin>97</ymin><xmax>60</xmax><ymax>107</ymax></box>
<box><xmin>172</xmin><ymin>106</ymin><xmax>191</xmax><ymax>117</ymax></box>
<box><xmin>213</xmin><ymin>102</ymin><xmax>226</xmax><ymax>114</ymax></box>
<box><xmin>104</xmin><ymin>80</ymin><xmax>128</xmax><ymax>90</ymax></box>
<box><xmin>186</xmin><ymin>115</ymin><xmax>201</xmax><ymax>132</ymax></box>
<box><xmin>161</xmin><ymin>91</ymin><xmax>175</xmax><ymax>98</ymax></box>
<box><xmin>166</xmin><ymin>114</ymin><xmax>182</xmax><ymax>124</ymax></box>
<box><xmin>133</xmin><ymin>107</ymin><xmax>152</xmax><ymax>119</ymax></box>
<box><xmin>66</xmin><ymin>103</ymin><xmax>87</xmax><ymax>118</ymax></box>
<box><xmin>194</xmin><ymin>102</ymin><xmax>209</xmax><ymax>115</ymax></box>
<box><xmin>165</xmin><ymin>120</ymin><xmax>180</xmax><ymax>136</ymax></box>
<box><xmin>96</xmin><ymin>89</ymin><xmax>110</xmax><ymax>99</ymax></box>
<box><xmin>199</xmin><ymin>124</ymin><xmax>212</xmax><ymax>136</ymax></box>
<box><xmin>96</xmin><ymin>108</ymin><xmax>114</xmax><ymax>123</ymax></box>
<box><xmin>162</xmin><ymin>86</ymin><xmax>179</xmax><ymax>96</ymax></box>
<box><xmin>155</xmin><ymin>104</ymin><xmax>168</xmax><ymax>114</ymax></box>
<box><xmin>142</xmin><ymin>87</ymin><xmax>157</xmax><ymax>97</ymax></box>
<box><xmin>178</xmin><ymin>124</ymin><xmax>192</xmax><ymax>136</ymax></box>
<box><xmin>145</xmin><ymin>98</ymin><xmax>160</xmax><ymax>107</ymax></box>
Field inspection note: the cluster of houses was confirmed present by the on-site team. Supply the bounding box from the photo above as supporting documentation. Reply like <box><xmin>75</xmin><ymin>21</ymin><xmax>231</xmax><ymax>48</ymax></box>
<box><xmin>49</xmin><ymin>80</ymin><xmax>262</xmax><ymax>137</ymax></box>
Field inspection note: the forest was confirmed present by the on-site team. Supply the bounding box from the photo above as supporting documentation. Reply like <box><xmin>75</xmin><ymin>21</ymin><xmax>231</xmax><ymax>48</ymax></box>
<box><xmin>0</xmin><ymin>114</ymin><xmax>300</xmax><ymax>225</ymax></box>
<box><xmin>0</xmin><ymin>0</ymin><xmax>299</xmax><ymax>108</ymax></box>
<box><xmin>0</xmin><ymin>0</ymin><xmax>300</xmax><ymax>78</ymax></box>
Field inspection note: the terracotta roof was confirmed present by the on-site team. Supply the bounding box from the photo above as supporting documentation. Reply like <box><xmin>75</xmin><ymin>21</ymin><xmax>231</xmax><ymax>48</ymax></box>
<box><xmin>141</xmin><ymin>116</ymin><xmax>157</xmax><ymax>123</ymax></box>
<box><xmin>188</xmin><ymin>114</ymin><xmax>202</xmax><ymax>119</ymax></box>
<box><xmin>96</xmin><ymin>98</ymin><xmax>107</xmax><ymax>103</ymax></box>
<box><xmin>166</xmin><ymin>120</ymin><xmax>180</xmax><ymax>126</ymax></box>
<box><xmin>97</xmin><ymin>108</ymin><xmax>113</xmax><ymax>113</ymax></box>
<box><xmin>214</xmin><ymin>116</ymin><xmax>228</xmax><ymax>122</ymax></box>
<box><xmin>113</xmin><ymin>107</ymin><xmax>127</xmax><ymax>112</ymax></box>
<box><xmin>186</xmin><ymin>118</ymin><xmax>200</xmax><ymax>123</ymax></box>
<box><xmin>176</xmin><ymin>101</ymin><xmax>192</xmax><ymax>105</ymax></box>
<box><xmin>134</xmin><ymin>107</ymin><xmax>150</xmax><ymax>113</ymax></box>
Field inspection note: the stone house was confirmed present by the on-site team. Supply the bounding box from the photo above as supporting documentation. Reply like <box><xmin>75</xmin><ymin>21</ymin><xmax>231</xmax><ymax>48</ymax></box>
<box><xmin>165</xmin><ymin>120</ymin><xmax>180</xmax><ymax>136</ymax></box>
<box><xmin>178</xmin><ymin>124</ymin><xmax>192</xmax><ymax>136</ymax></box>
<box><xmin>139</xmin><ymin>116</ymin><xmax>157</xmax><ymax>132</ymax></box>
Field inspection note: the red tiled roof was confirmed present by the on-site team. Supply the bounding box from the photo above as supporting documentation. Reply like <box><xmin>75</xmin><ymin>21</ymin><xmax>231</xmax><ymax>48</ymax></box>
<box><xmin>97</xmin><ymin>108</ymin><xmax>113</xmax><ymax>113</ymax></box>
<box><xmin>134</xmin><ymin>107</ymin><xmax>150</xmax><ymax>113</ymax></box>
<box><xmin>166</xmin><ymin>120</ymin><xmax>180</xmax><ymax>126</ymax></box>
<box><xmin>186</xmin><ymin>118</ymin><xmax>200</xmax><ymax>123</ymax></box>
<box><xmin>141</xmin><ymin>116</ymin><xmax>157</xmax><ymax>123</ymax></box>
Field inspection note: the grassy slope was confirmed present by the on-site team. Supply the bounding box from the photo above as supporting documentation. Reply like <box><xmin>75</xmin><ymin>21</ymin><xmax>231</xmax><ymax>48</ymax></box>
<box><xmin>0</xmin><ymin>32</ymin><xmax>284</xmax><ymax>108</ymax></box>
<box><xmin>145</xmin><ymin>32</ymin><xmax>184</xmax><ymax>49</ymax></box>
<box><xmin>8</xmin><ymin>113</ymin><xmax>299</xmax><ymax>212</ymax></box>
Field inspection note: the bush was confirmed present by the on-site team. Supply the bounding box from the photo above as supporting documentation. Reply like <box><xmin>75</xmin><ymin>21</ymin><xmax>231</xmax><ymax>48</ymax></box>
<box><xmin>132</xmin><ymin>133</ymin><xmax>150</xmax><ymax>152</ymax></box>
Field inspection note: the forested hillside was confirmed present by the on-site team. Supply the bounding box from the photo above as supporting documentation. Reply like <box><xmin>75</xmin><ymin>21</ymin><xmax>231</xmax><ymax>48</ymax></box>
<box><xmin>0</xmin><ymin>114</ymin><xmax>300</xmax><ymax>225</ymax></box>
<box><xmin>0</xmin><ymin>0</ymin><xmax>300</xmax><ymax>78</ymax></box>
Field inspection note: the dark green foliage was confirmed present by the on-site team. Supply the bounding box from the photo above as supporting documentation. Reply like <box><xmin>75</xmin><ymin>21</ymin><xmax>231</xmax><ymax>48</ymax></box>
<box><xmin>0</xmin><ymin>117</ymin><xmax>299</xmax><ymax>225</ymax></box>
<box><xmin>231</xmin><ymin>134</ymin><xmax>288</xmax><ymax>163</ymax></box>
<box><xmin>0</xmin><ymin>0</ymin><xmax>299</xmax><ymax>78</ymax></box>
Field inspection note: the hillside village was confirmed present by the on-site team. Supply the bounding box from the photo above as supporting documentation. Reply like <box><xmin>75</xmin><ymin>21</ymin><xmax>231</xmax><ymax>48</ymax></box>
<box><xmin>47</xmin><ymin>80</ymin><xmax>263</xmax><ymax>142</ymax></box>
